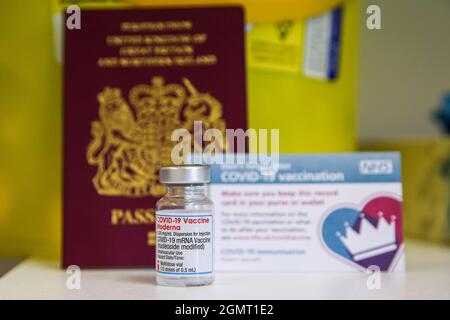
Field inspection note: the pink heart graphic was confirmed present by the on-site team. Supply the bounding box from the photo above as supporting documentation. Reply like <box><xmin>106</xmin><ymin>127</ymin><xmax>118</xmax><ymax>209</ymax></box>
<box><xmin>321</xmin><ymin>196</ymin><xmax>403</xmax><ymax>271</ymax></box>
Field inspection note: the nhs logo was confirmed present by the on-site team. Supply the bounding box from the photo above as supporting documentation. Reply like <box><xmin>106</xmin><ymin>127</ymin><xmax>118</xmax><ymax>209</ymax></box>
<box><xmin>359</xmin><ymin>160</ymin><xmax>393</xmax><ymax>175</ymax></box>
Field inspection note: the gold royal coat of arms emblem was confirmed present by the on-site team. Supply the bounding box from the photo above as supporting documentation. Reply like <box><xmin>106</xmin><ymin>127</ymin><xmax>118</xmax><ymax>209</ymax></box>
<box><xmin>86</xmin><ymin>76</ymin><xmax>226</xmax><ymax>197</ymax></box>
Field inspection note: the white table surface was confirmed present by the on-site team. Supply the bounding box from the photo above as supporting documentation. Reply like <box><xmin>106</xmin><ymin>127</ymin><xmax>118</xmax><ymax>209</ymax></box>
<box><xmin>0</xmin><ymin>241</ymin><xmax>449</xmax><ymax>300</ymax></box>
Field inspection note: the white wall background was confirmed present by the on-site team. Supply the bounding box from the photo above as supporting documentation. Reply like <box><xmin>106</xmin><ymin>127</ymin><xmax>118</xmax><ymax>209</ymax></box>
<box><xmin>359</xmin><ymin>0</ymin><xmax>450</xmax><ymax>141</ymax></box>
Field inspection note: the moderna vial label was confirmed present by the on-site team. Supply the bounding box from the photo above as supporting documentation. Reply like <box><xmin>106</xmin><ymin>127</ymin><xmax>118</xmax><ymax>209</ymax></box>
<box><xmin>156</xmin><ymin>211</ymin><xmax>213</xmax><ymax>275</ymax></box>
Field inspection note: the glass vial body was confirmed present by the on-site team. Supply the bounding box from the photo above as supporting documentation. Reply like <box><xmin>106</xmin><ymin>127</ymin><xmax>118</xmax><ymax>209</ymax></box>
<box><xmin>156</xmin><ymin>166</ymin><xmax>214</xmax><ymax>287</ymax></box>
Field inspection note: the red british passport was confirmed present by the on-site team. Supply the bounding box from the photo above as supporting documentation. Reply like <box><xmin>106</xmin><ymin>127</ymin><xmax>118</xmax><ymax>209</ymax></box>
<box><xmin>63</xmin><ymin>7</ymin><xmax>246</xmax><ymax>268</ymax></box>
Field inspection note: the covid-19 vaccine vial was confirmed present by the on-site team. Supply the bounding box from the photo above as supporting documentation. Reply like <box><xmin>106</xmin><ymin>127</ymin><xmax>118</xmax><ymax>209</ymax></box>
<box><xmin>156</xmin><ymin>165</ymin><xmax>214</xmax><ymax>286</ymax></box>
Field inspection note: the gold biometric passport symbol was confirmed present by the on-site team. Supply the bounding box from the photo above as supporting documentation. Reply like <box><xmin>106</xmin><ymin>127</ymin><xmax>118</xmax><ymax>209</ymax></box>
<box><xmin>86</xmin><ymin>76</ymin><xmax>226</xmax><ymax>197</ymax></box>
